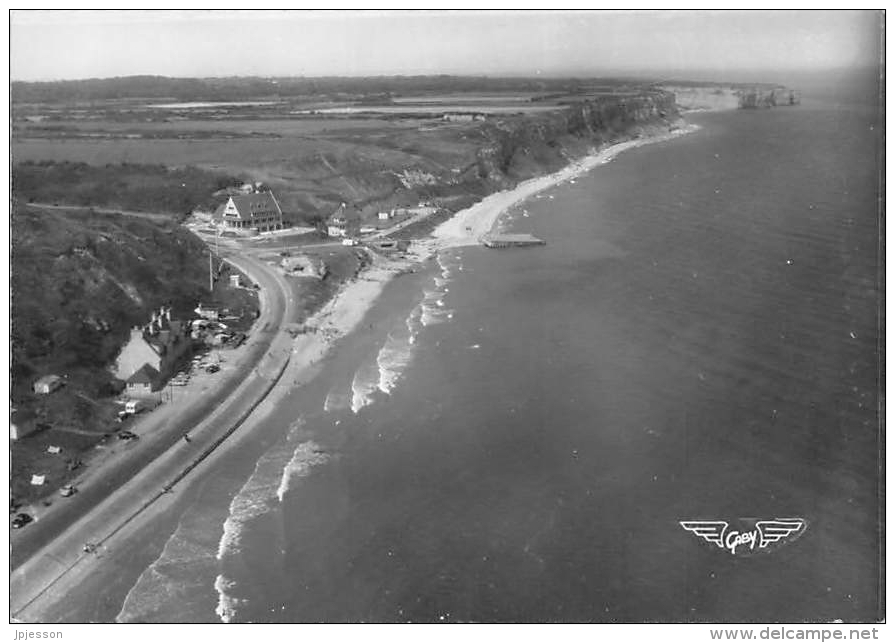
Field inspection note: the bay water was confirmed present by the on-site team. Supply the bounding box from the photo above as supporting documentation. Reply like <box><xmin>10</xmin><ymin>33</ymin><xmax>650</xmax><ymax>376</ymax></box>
<box><xmin>114</xmin><ymin>84</ymin><xmax>882</xmax><ymax>623</ymax></box>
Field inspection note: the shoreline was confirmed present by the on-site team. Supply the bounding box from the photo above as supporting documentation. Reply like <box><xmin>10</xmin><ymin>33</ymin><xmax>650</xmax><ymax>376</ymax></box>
<box><xmin>13</xmin><ymin>117</ymin><xmax>701</xmax><ymax>623</ymax></box>
<box><xmin>431</xmin><ymin>120</ymin><xmax>701</xmax><ymax>247</ymax></box>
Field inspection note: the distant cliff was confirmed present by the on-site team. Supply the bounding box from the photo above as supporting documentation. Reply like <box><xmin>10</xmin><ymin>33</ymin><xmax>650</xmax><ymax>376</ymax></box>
<box><xmin>661</xmin><ymin>84</ymin><xmax>800</xmax><ymax>111</ymax></box>
<box><xmin>269</xmin><ymin>90</ymin><xmax>684</xmax><ymax>221</ymax></box>
<box><xmin>450</xmin><ymin>91</ymin><xmax>681</xmax><ymax>192</ymax></box>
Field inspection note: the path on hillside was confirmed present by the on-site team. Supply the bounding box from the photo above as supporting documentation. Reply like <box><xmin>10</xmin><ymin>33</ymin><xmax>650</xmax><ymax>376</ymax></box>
<box><xmin>21</xmin><ymin>202</ymin><xmax>176</xmax><ymax>221</ymax></box>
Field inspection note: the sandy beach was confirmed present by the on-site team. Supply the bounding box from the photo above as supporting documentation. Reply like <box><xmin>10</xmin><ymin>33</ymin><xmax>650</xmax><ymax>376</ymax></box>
<box><xmin>13</xmin><ymin>120</ymin><xmax>701</xmax><ymax>623</ymax></box>
<box><xmin>432</xmin><ymin>122</ymin><xmax>701</xmax><ymax>247</ymax></box>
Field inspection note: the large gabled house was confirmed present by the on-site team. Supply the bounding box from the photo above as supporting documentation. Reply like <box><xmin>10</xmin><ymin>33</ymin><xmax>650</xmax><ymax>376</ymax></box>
<box><xmin>216</xmin><ymin>191</ymin><xmax>284</xmax><ymax>232</ymax></box>
<box><xmin>114</xmin><ymin>305</ymin><xmax>191</xmax><ymax>396</ymax></box>
<box><xmin>326</xmin><ymin>203</ymin><xmax>354</xmax><ymax>238</ymax></box>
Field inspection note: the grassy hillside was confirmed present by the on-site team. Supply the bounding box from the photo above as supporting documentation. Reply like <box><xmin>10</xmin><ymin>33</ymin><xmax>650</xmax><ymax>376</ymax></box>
<box><xmin>10</xmin><ymin>205</ymin><xmax>259</xmax><ymax>503</ymax></box>
<box><xmin>12</xmin><ymin>161</ymin><xmax>242</xmax><ymax>219</ymax></box>
<box><xmin>11</xmin><ymin>205</ymin><xmax>211</xmax><ymax>404</ymax></box>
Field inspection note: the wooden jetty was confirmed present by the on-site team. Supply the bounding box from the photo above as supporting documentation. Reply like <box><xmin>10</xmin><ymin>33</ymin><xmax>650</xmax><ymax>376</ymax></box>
<box><xmin>481</xmin><ymin>233</ymin><xmax>546</xmax><ymax>249</ymax></box>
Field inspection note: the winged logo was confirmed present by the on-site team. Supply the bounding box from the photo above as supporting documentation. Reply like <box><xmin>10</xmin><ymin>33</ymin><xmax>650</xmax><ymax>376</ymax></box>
<box><xmin>756</xmin><ymin>519</ymin><xmax>806</xmax><ymax>547</ymax></box>
<box><xmin>679</xmin><ymin>521</ymin><xmax>728</xmax><ymax>549</ymax></box>
<box><xmin>680</xmin><ymin>518</ymin><xmax>806</xmax><ymax>555</ymax></box>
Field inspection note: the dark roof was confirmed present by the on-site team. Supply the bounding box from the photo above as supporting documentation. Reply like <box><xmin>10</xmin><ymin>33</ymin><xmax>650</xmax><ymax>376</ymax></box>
<box><xmin>229</xmin><ymin>193</ymin><xmax>281</xmax><ymax>220</ymax></box>
<box><xmin>127</xmin><ymin>363</ymin><xmax>160</xmax><ymax>385</ymax></box>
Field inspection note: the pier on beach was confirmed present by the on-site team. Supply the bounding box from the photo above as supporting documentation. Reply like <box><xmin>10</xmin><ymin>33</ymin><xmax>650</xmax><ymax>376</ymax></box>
<box><xmin>480</xmin><ymin>233</ymin><xmax>546</xmax><ymax>248</ymax></box>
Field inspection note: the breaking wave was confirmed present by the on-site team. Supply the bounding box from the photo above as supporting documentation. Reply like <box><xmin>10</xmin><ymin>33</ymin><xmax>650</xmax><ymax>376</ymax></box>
<box><xmin>350</xmin><ymin>359</ymin><xmax>380</xmax><ymax>414</ymax></box>
<box><xmin>214</xmin><ymin>574</ymin><xmax>241</xmax><ymax>623</ymax></box>
<box><xmin>377</xmin><ymin>332</ymin><xmax>415</xmax><ymax>395</ymax></box>
<box><xmin>216</xmin><ymin>419</ymin><xmax>310</xmax><ymax>557</ymax></box>
<box><xmin>214</xmin><ymin>417</ymin><xmax>334</xmax><ymax>623</ymax></box>
<box><xmin>276</xmin><ymin>441</ymin><xmax>331</xmax><ymax>503</ymax></box>
<box><xmin>324</xmin><ymin>390</ymin><xmax>350</xmax><ymax>413</ymax></box>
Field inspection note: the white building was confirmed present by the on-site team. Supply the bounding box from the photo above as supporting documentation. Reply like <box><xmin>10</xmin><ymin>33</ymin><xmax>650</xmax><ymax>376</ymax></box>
<box><xmin>215</xmin><ymin>191</ymin><xmax>284</xmax><ymax>232</ymax></box>
<box><xmin>33</xmin><ymin>374</ymin><xmax>63</xmax><ymax>395</ymax></box>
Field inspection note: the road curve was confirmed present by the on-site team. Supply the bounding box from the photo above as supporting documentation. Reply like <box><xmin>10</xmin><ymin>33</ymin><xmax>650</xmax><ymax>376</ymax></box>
<box><xmin>10</xmin><ymin>248</ymin><xmax>298</xmax><ymax>619</ymax></box>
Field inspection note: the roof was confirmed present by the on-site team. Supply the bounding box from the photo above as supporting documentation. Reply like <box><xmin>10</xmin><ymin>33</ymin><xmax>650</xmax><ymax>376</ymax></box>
<box><xmin>228</xmin><ymin>193</ymin><xmax>282</xmax><ymax>220</ymax></box>
<box><xmin>127</xmin><ymin>363</ymin><xmax>160</xmax><ymax>385</ymax></box>
<box><xmin>328</xmin><ymin>203</ymin><xmax>352</xmax><ymax>224</ymax></box>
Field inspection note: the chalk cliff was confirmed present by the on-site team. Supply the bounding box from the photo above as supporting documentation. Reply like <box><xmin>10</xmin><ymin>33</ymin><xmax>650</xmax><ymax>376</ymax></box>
<box><xmin>661</xmin><ymin>84</ymin><xmax>801</xmax><ymax>111</ymax></box>
<box><xmin>458</xmin><ymin>91</ymin><xmax>682</xmax><ymax>190</ymax></box>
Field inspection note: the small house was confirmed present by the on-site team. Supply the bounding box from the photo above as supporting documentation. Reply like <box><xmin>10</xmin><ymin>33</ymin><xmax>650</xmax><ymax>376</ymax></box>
<box><xmin>126</xmin><ymin>363</ymin><xmax>160</xmax><ymax>398</ymax></box>
<box><xmin>9</xmin><ymin>423</ymin><xmax>35</xmax><ymax>441</ymax></box>
<box><xmin>327</xmin><ymin>217</ymin><xmax>348</xmax><ymax>238</ymax></box>
<box><xmin>33</xmin><ymin>375</ymin><xmax>63</xmax><ymax>395</ymax></box>
<box><xmin>378</xmin><ymin>211</ymin><xmax>393</xmax><ymax>221</ymax></box>
<box><xmin>194</xmin><ymin>303</ymin><xmax>220</xmax><ymax>321</ymax></box>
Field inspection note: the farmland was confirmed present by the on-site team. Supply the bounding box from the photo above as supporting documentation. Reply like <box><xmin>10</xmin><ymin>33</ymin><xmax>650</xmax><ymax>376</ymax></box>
<box><xmin>12</xmin><ymin>76</ymin><xmax>679</xmax><ymax>225</ymax></box>
<box><xmin>12</xmin><ymin>112</ymin><xmax>489</xmax><ymax>223</ymax></box>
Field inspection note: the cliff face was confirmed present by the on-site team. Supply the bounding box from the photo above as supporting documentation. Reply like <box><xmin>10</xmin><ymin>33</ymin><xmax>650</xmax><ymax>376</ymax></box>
<box><xmin>266</xmin><ymin>91</ymin><xmax>683</xmax><ymax>220</ymax></box>
<box><xmin>662</xmin><ymin>84</ymin><xmax>801</xmax><ymax>111</ymax></box>
<box><xmin>737</xmin><ymin>86</ymin><xmax>801</xmax><ymax>108</ymax></box>
<box><xmin>469</xmin><ymin>91</ymin><xmax>680</xmax><ymax>188</ymax></box>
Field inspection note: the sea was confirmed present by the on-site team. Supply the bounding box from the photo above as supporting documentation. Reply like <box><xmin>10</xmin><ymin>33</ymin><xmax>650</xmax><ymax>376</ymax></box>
<box><xmin>106</xmin><ymin>78</ymin><xmax>882</xmax><ymax>623</ymax></box>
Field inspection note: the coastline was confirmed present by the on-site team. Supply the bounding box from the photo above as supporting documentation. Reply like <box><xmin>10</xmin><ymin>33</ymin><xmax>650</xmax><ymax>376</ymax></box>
<box><xmin>431</xmin><ymin>120</ymin><xmax>701</xmax><ymax>247</ymax></box>
<box><xmin>13</xmin><ymin>118</ymin><xmax>702</xmax><ymax>623</ymax></box>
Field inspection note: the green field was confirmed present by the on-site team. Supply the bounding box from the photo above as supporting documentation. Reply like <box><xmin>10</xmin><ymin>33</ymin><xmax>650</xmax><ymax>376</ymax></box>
<box><xmin>12</xmin><ymin>111</ymin><xmax>488</xmax><ymax>222</ymax></box>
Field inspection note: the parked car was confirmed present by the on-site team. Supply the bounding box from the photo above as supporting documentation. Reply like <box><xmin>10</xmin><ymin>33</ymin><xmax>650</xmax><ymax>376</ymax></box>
<box><xmin>118</xmin><ymin>431</ymin><xmax>139</xmax><ymax>441</ymax></box>
<box><xmin>205</xmin><ymin>363</ymin><xmax>221</xmax><ymax>374</ymax></box>
<box><xmin>12</xmin><ymin>513</ymin><xmax>33</xmax><ymax>529</ymax></box>
<box><xmin>59</xmin><ymin>485</ymin><xmax>77</xmax><ymax>498</ymax></box>
<box><xmin>125</xmin><ymin>398</ymin><xmax>160</xmax><ymax>414</ymax></box>
<box><xmin>230</xmin><ymin>332</ymin><xmax>247</xmax><ymax>348</ymax></box>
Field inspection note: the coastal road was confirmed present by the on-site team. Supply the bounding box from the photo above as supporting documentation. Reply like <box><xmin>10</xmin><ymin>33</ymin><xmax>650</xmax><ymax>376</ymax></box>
<box><xmin>10</xmin><ymin>248</ymin><xmax>300</xmax><ymax>619</ymax></box>
<box><xmin>366</xmin><ymin>208</ymin><xmax>438</xmax><ymax>239</ymax></box>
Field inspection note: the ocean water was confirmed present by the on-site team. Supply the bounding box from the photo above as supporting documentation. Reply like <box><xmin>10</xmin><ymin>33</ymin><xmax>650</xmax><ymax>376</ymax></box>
<box><xmin>114</xmin><ymin>87</ymin><xmax>882</xmax><ymax>623</ymax></box>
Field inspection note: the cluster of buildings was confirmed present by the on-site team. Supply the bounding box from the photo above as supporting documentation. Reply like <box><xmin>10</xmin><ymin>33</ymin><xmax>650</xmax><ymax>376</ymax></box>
<box><xmin>325</xmin><ymin>203</ymin><xmax>436</xmax><ymax>239</ymax></box>
<box><xmin>113</xmin><ymin>305</ymin><xmax>192</xmax><ymax>399</ymax></box>
<box><xmin>31</xmin><ymin>305</ymin><xmax>193</xmax><ymax>402</ymax></box>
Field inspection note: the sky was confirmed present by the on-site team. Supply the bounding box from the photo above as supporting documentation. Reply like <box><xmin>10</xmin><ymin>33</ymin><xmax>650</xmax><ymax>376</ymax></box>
<box><xmin>9</xmin><ymin>9</ymin><xmax>883</xmax><ymax>82</ymax></box>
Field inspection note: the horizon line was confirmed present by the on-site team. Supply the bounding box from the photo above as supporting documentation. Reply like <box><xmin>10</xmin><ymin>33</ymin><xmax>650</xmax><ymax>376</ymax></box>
<box><xmin>11</xmin><ymin>65</ymin><xmax>880</xmax><ymax>85</ymax></box>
